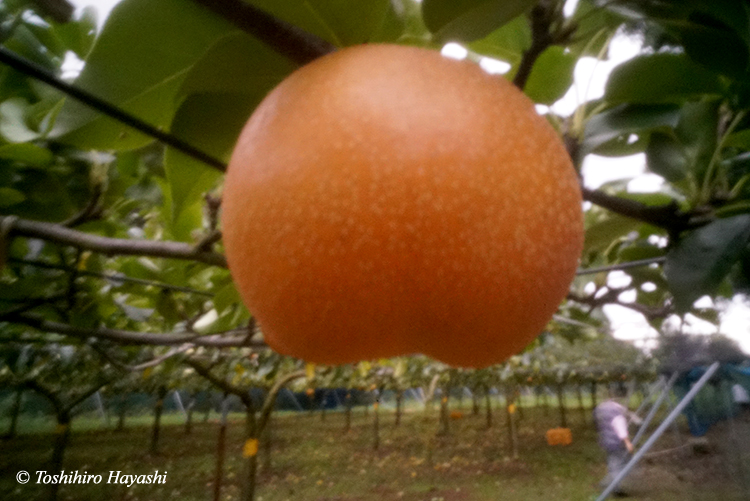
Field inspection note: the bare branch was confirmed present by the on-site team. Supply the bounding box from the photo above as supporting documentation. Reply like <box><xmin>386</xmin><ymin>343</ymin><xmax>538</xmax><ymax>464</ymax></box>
<box><xmin>3</xmin><ymin>216</ymin><xmax>227</xmax><ymax>267</ymax></box>
<box><xmin>190</xmin><ymin>0</ymin><xmax>335</xmax><ymax>66</ymax></box>
<box><xmin>20</xmin><ymin>379</ymin><xmax>63</xmax><ymax>415</ymax></box>
<box><xmin>257</xmin><ymin>369</ymin><xmax>305</xmax><ymax>432</ymax></box>
<box><xmin>9</xmin><ymin>257</ymin><xmax>214</xmax><ymax>296</ymax></box>
<box><xmin>5</xmin><ymin>313</ymin><xmax>264</xmax><ymax>348</ymax></box>
<box><xmin>185</xmin><ymin>358</ymin><xmax>244</xmax><ymax>398</ymax></box>
<box><xmin>62</xmin><ymin>183</ymin><xmax>104</xmax><ymax>228</ymax></box>
<box><xmin>0</xmin><ymin>294</ymin><xmax>67</xmax><ymax>317</ymax></box>
<box><xmin>195</xmin><ymin>230</ymin><xmax>223</xmax><ymax>254</ymax></box>
<box><xmin>568</xmin><ymin>291</ymin><xmax>672</xmax><ymax>321</ymax></box>
<box><xmin>92</xmin><ymin>343</ymin><xmax>193</xmax><ymax>372</ymax></box>
<box><xmin>514</xmin><ymin>3</ymin><xmax>556</xmax><ymax>90</ymax></box>
<box><xmin>513</xmin><ymin>1</ymin><xmax>577</xmax><ymax>90</ymax></box>
<box><xmin>576</xmin><ymin>257</ymin><xmax>666</xmax><ymax>276</ymax></box>
<box><xmin>68</xmin><ymin>378</ymin><xmax>112</xmax><ymax>411</ymax></box>
<box><xmin>581</xmin><ymin>187</ymin><xmax>699</xmax><ymax>233</ymax></box>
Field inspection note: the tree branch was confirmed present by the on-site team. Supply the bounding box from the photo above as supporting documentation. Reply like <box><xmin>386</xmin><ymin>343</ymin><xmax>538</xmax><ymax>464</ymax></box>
<box><xmin>195</xmin><ymin>230</ymin><xmax>223</xmax><ymax>254</ymax></box>
<box><xmin>186</xmin><ymin>358</ymin><xmax>245</xmax><ymax>398</ymax></box>
<box><xmin>568</xmin><ymin>291</ymin><xmax>672</xmax><ymax>321</ymax></box>
<box><xmin>4</xmin><ymin>313</ymin><xmax>264</xmax><ymax>348</ymax></box>
<box><xmin>2</xmin><ymin>216</ymin><xmax>227</xmax><ymax>267</ymax></box>
<box><xmin>576</xmin><ymin>257</ymin><xmax>666</xmax><ymax>276</ymax></box>
<box><xmin>9</xmin><ymin>257</ymin><xmax>214</xmax><ymax>296</ymax></box>
<box><xmin>581</xmin><ymin>187</ymin><xmax>698</xmax><ymax>233</ymax></box>
<box><xmin>68</xmin><ymin>378</ymin><xmax>111</xmax><ymax>412</ymax></box>
<box><xmin>21</xmin><ymin>376</ymin><xmax>112</xmax><ymax>417</ymax></box>
<box><xmin>257</xmin><ymin>369</ymin><xmax>305</xmax><ymax>433</ymax></box>
<box><xmin>190</xmin><ymin>0</ymin><xmax>335</xmax><ymax>66</ymax></box>
<box><xmin>92</xmin><ymin>343</ymin><xmax>193</xmax><ymax>372</ymax></box>
<box><xmin>513</xmin><ymin>3</ymin><xmax>556</xmax><ymax>90</ymax></box>
<box><xmin>0</xmin><ymin>294</ymin><xmax>67</xmax><ymax>317</ymax></box>
<box><xmin>20</xmin><ymin>379</ymin><xmax>63</xmax><ymax>415</ymax></box>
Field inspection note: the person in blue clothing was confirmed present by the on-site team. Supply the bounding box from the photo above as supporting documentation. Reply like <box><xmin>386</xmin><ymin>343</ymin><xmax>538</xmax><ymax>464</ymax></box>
<box><xmin>594</xmin><ymin>385</ymin><xmax>635</xmax><ymax>497</ymax></box>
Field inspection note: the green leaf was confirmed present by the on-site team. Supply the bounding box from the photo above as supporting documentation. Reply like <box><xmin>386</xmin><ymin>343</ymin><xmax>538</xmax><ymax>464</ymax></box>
<box><xmin>213</xmin><ymin>281</ymin><xmax>242</xmax><ymax>315</ymax></box>
<box><xmin>664</xmin><ymin>20</ymin><xmax>750</xmax><ymax>79</ymax></box>
<box><xmin>165</xmin><ymin>34</ymin><xmax>295</xmax><ymax>236</ymax></box>
<box><xmin>249</xmin><ymin>0</ymin><xmax>391</xmax><ymax>46</ymax></box>
<box><xmin>468</xmin><ymin>14</ymin><xmax>531</xmax><ymax>65</ymax></box>
<box><xmin>0</xmin><ymin>187</ymin><xmax>26</xmax><ymax>207</ymax></box>
<box><xmin>50</xmin><ymin>0</ymin><xmax>233</xmax><ymax>149</ymax></box>
<box><xmin>646</xmin><ymin>131</ymin><xmax>688</xmax><ymax>182</ymax></box>
<box><xmin>3</xmin><ymin>25</ymin><xmax>58</xmax><ymax>70</ymax></box>
<box><xmin>156</xmin><ymin>176</ymin><xmax>201</xmax><ymax>243</ymax></box>
<box><xmin>0</xmin><ymin>143</ymin><xmax>53</xmax><ymax>166</ymax></box>
<box><xmin>369</xmin><ymin>0</ymin><xmax>409</xmax><ymax>43</ymax></box>
<box><xmin>0</xmin><ymin>98</ymin><xmax>40</xmax><ymax>142</ymax></box>
<box><xmin>155</xmin><ymin>290</ymin><xmax>181</xmax><ymax>326</ymax></box>
<box><xmin>53</xmin><ymin>6</ymin><xmax>98</xmax><ymax>59</ymax></box>
<box><xmin>582</xmin><ymin>103</ymin><xmax>681</xmax><ymax>155</ymax></box>
<box><xmin>566</xmin><ymin>0</ymin><xmax>621</xmax><ymax>57</ymax></box>
<box><xmin>724</xmin><ymin>129</ymin><xmax>750</xmax><ymax>149</ymax></box>
<box><xmin>176</xmin><ymin>33</ymin><xmax>296</xmax><ymax>101</ymax></box>
<box><xmin>584</xmin><ymin>214</ymin><xmax>642</xmax><ymax>253</ymax></box>
<box><xmin>164</xmin><ymin>93</ymin><xmax>258</xmax><ymax>240</ymax></box>
<box><xmin>618</xmin><ymin>244</ymin><xmax>666</xmax><ymax>264</ymax></box>
<box><xmin>674</xmin><ymin>100</ymin><xmax>719</xmax><ymax>182</ymax></box>
<box><xmin>422</xmin><ymin>0</ymin><xmax>536</xmax><ymax>42</ymax></box>
<box><xmin>523</xmin><ymin>46</ymin><xmax>576</xmax><ymax>105</ymax></box>
<box><xmin>601</xmin><ymin>0</ymin><xmax>750</xmax><ymax>77</ymax></box>
<box><xmin>1</xmin><ymin>170</ymin><xmax>74</xmax><ymax>221</ymax></box>
<box><xmin>605</xmin><ymin>53</ymin><xmax>725</xmax><ymax>104</ymax></box>
<box><xmin>665</xmin><ymin>214</ymin><xmax>750</xmax><ymax>312</ymax></box>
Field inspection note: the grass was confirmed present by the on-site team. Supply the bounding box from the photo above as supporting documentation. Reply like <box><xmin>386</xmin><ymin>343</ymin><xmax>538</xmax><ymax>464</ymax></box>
<box><xmin>0</xmin><ymin>397</ymin><xmax>748</xmax><ymax>500</ymax></box>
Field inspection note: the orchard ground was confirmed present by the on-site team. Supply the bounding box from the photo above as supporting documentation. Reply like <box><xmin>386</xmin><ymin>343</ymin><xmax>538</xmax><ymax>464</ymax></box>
<box><xmin>1</xmin><ymin>398</ymin><xmax>749</xmax><ymax>501</ymax></box>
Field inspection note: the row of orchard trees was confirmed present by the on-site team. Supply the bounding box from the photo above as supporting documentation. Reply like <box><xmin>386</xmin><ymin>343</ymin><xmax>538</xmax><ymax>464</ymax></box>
<box><xmin>3</xmin><ymin>0</ymin><xmax>750</xmax><ymax>500</ymax></box>
<box><xmin>0</xmin><ymin>333</ymin><xmax>656</xmax><ymax>501</ymax></box>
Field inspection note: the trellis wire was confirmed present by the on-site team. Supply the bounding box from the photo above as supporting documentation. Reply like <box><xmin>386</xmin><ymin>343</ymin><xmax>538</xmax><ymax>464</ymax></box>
<box><xmin>0</xmin><ymin>46</ymin><xmax>227</xmax><ymax>172</ymax></box>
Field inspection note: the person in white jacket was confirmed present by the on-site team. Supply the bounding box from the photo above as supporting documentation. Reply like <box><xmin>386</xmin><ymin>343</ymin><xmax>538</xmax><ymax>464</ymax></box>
<box><xmin>594</xmin><ymin>386</ymin><xmax>635</xmax><ymax>496</ymax></box>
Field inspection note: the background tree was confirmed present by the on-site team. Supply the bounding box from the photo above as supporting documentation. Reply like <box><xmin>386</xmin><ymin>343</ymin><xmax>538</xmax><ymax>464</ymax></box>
<box><xmin>2</xmin><ymin>1</ymin><xmax>750</xmax><ymax>498</ymax></box>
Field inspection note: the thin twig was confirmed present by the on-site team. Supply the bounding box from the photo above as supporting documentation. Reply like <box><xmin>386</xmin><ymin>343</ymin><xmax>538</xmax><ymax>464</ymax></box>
<box><xmin>257</xmin><ymin>369</ymin><xmax>306</xmax><ymax>432</ymax></box>
<box><xmin>568</xmin><ymin>291</ymin><xmax>672</xmax><ymax>321</ymax></box>
<box><xmin>20</xmin><ymin>379</ymin><xmax>63</xmax><ymax>415</ymax></box>
<box><xmin>576</xmin><ymin>257</ymin><xmax>666</xmax><ymax>276</ymax></box>
<box><xmin>195</xmin><ymin>230</ymin><xmax>223</xmax><ymax>254</ymax></box>
<box><xmin>5</xmin><ymin>312</ymin><xmax>264</xmax><ymax>348</ymax></box>
<box><xmin>62</xmin><ymin>183</ymin><xmax>104</xmax><ymax>228</ymax></box>
<box><xmin>581</xmin><ymin>187</ymin><xmax>699</xmax><ymax>233</ymax></box>
<box><xmin>2</xmin><ymin>216</ymin><xmax>227</xmax><ymax>267</ymax></box>
<box><xmin>0</xmin><ymin>294</ymin><xmax>67</xmax><ymax>317</ymax></box>
<box><xmin>513</xmin><ymin>3</ymin><xmax>556</xmax><ymax>90</ymax></box>
<box><xmin>186</xmin><ymin>358</ymin><xmax>245</xmax><ymax>398</ymax></box>
<box><xmin>92</xmin><ymin>343</ymin><xmax>193</xmax><ymax>372</ymax></box>
<box><xmin>8</xmin><ymin>257</ymin><xmax>214</xmax><ymax>296</ymax></box>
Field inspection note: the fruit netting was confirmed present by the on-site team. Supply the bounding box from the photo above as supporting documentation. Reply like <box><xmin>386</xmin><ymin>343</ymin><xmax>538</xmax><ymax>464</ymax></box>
<box><xmin>674</xmin><ymin>364</ymin><xmax>750</xmax><ymax>436</ymax></box>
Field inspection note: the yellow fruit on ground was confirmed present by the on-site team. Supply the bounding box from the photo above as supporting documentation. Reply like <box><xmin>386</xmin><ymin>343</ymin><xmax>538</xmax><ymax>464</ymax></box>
<box><xmin>221</xmin><ymin>43</ymin><xmax>583</xmax><ymax>368</ymax></box>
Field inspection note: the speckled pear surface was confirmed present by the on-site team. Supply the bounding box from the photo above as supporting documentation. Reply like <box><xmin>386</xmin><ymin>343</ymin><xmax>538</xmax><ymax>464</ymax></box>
<box><xmin>222</xmin><ymin>44</ymin><xmax>583</xmax><ymax>368</ymax></box>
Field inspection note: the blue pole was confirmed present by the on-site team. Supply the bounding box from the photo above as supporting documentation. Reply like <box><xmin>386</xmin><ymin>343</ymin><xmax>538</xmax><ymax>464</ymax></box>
<box><xmin>632</xmin><ymin>372</ymin><xmax>679</xmax><ymax>446</ymax></box>
<box><xmin>596</xmin><ymin>362</ymin><xmax>720</xmax><ymax>501</ymax></box>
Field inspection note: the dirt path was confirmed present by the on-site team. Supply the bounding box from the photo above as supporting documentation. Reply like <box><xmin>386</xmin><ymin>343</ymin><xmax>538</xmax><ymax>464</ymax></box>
<box><xmin>615</xmin><ymin>411</ymin><xmax>750</xmax><ymax>500</ymax></box>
